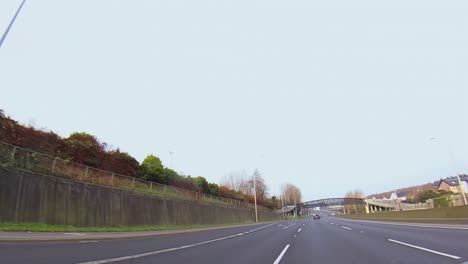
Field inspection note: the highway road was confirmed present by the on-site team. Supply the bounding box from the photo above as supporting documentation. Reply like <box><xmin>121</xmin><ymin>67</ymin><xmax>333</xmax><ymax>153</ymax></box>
<box><xmin>1</xmin><ymin>216</ymin><xmax>468</xmax><ymax>264</ymax></box>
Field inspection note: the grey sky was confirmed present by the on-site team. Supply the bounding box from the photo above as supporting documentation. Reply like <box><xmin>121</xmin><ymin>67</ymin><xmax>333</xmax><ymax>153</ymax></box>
<box><xmin>1</xmin><ymin>0</ymin><xmax>467</xmax><ymax>201</ymax></box>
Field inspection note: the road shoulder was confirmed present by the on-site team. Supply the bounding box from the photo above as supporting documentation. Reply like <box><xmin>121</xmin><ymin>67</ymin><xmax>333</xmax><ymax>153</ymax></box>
<box><xmin>0</xmin><ymin>222</ymin><xmax>276</xmax><ymax>242</ymax></box>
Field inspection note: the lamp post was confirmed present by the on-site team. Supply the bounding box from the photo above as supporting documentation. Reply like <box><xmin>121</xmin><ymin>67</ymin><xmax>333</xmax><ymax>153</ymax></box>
<box><xmin>280</xmin><ymin>195</ymin><xmax>285</xmax><ymax>220</ymax></box>
<box><xmin>0</xmin><ymin>0</ymin><xmax>27</xmax><ymax>48</ymax></box>
<box><xmin>253</xmin><ymin>173</ymin><xmax>258</xmax><ymax>223</ymax></box>
<box><xmin>456</xmin><ymin>174</ymin><xmax>467</xmax><ymax>205</ymax></box>
<box><xmin>293</xmin><ymin>189</ymin><xmax>297</xmax><ymax>218</ymax></box>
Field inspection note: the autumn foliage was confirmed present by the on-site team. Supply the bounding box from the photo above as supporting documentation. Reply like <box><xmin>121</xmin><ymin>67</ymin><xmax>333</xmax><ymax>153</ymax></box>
<box><xmin>0</xmin><ymin>110</ymin><xmax>278</xmax><ymax>209</ymax></box>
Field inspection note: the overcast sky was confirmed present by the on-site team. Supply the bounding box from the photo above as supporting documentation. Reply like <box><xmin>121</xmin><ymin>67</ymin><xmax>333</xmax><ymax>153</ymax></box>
<box><xmin>1</xmin><ymin>0</ymin><xmax>467</xmax><ymax>201</ymax></box>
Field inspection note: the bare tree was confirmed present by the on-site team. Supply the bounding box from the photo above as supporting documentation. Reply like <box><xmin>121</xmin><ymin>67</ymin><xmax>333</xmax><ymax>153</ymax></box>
<box><xmin>220</xmin><ymin>169</ymin><xmax>270</xmax><ymax>202</ymax></box>
<box><xmin>220</xmin><ymin>170</ymin><xmax>249</xmax><ymax>193</ymax></box>
<box><xmin>344</xmin><ymin>189</ymin><xmax>366</xmax><ymax>214</ymax></box>
<box><xmin>249</xmin><ymin>169</ymin><xmax>269</xmax><ymax>201</ymax></box>
<box><xmin>280</xmin><ymin>183</ymin><xmax>303</xmax><ymax>205</ymax></box>
<box><xmin>344</xmin><ymin>189</ymin><xmax>365</xmax><ymax>199</ymax></box>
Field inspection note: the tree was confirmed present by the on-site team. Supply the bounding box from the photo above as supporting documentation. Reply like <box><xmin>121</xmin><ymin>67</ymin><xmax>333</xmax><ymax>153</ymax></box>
<box><xmin>271</xmin><ymin>196</ymin><xmax>279</xmax><ymax>208</ymax></box>
<box><xmin>344</xmin><ymin>189</ymin><xmax>365</xmax><ymax>199</ymax></box>
<box><xmin>221</xmin><ymin>170</ymin><xmax>250</xmax><ymax>194</ymax></box>
<box><xmin>344</xmin><ymin>189</ymin><xmax>366</xmax><ymax>214</ymax></box>
<box><xmin>140</xmin><ymin>154</ymin><xmax>167</xmax><ymax>183</ymax></box>
<box><xmin>164</xmin><ymin>168</ymin><xmax>179</xmax><ymax>184</ymax></box>
<box><xmin>61</xmin><ymin>132</ymin><xmax>106</xmax><ymax>167</ymax></box>
<box><xmin>169</xmin><ymin>174</ymin><xmax>199</xmax><ymax>191</ymax></box>
<box><xmin>101</xmin><ymin>149</ymin><xmax>140</xmax><ymax>177</ymax></box>
<box><xmin>195</xmin><ymin>176</ymin><xmax>210</xmax><ymax>193</ymax></box>
<box><xmin>0</xmin><ymin>110</ymin><xmax>63</xmax><ymax>156</ymax></box>
<box><xmin>207</xmin><ymin>183</ymin><xmax>219</xmax><ymax>195</ymax></box>
<box><xmin>280</xmin><ymin>183</ymin><xmax>302</xmax><ymax>205</ymax></box>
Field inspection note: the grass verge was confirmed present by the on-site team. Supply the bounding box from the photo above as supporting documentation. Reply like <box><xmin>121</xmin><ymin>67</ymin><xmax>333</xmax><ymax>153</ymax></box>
<box><xmin>0</xmin><ymin>222</ymin><xmax>255</xmax><ymax>232</ymax></box>
<box><xmin>337</xmin><ymin>205</ymin><xmax>468</xmax><ymax>224</ymax></box>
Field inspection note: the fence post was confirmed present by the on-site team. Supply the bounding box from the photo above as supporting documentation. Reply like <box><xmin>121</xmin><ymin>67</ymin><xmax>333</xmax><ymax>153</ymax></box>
<box><xmin>14</xmin><ymin>174</ymin><xmax>24</xmax><ymax>223</ymax></box>
<box><xmin>132</xmin><ymin>178</ymin><xmax>135</xmax><ymax>190</ymax></box>
<box><xmin>195</xmin><ymin>192</ymin><xmax>198</xmax><ymax>200</ymax></box>
<box><xmin>111</xmin><ymin>173</ymin><xmax>115</xmax><ymax>187</ymax></box>
<box><xmin>51</xmin><ymin>157</ymin><xmax>58</xmax><ymax>174</ymax></box>
<box><xmin>84</xmin><ymin>167</ymin><xmax>89</xmax><ymax>180</ymax></box>
<box><xmin>25</xmin><ymin>152</ymin><xmax>30</xmax><ymax>169</ymax></box>
<box><xmin>150</xmin><ymin>182</ymin><xmax>153</xmax><ymax>192</ymax></box>
<box><xmin>10</xmin><ymin>146</ymin><xmax>17</xmax><ymax>162</ymax></box>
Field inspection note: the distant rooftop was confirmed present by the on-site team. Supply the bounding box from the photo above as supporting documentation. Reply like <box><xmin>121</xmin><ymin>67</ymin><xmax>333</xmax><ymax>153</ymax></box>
<box><xmin>440</xmin><ymin>175</ymin><xmax>468</xmax><ymax>187</ymax></box>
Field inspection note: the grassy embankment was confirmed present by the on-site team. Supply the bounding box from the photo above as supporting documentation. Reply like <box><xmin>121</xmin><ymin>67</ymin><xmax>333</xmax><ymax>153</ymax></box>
<box><xmin>337</xmin><ymin>206</ymin><xmax>468</xmax><ymax>224</ymax></box>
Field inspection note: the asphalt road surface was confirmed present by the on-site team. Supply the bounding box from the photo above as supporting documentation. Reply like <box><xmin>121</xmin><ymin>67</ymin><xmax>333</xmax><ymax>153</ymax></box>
<box><xmin>1</xmin><ymin>216</ymin><xmax>468</xmax><ymax>264</ymax></box>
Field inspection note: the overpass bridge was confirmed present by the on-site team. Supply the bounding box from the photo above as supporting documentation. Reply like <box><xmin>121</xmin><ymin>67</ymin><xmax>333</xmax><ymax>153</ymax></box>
<box><xmin>298</xmin><ymin>198</ymin><xmax>395</xmax><ymax>214</ymax></box>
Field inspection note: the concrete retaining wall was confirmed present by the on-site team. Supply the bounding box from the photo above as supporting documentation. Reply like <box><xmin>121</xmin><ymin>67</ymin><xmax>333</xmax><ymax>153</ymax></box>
<box><xmin>0</xmin><ymin>168</ymin><xmax>279</xmax><ymax>226</ymax></box>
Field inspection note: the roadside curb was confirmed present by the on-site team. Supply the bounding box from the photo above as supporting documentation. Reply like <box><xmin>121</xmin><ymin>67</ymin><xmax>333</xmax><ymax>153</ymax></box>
<box><xmin>0</xmin><ymin>222</ymin><xmax>275</xmax><ymax>243</ymax></box>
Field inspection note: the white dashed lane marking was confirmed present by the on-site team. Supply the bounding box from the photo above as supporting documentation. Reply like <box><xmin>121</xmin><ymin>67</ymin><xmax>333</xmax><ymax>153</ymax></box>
<box><xmin>283</xmin><ymin>223</ymin><xmax>297</xmax><ymax>229</ymax></box>
<box><xmin>273</xmin><ymin>244</ymin><xmax>290</xmax><ymax>264</ymax></box>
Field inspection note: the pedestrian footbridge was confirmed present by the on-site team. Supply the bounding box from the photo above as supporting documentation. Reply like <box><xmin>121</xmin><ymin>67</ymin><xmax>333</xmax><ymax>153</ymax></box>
<box><xmin>298</xmin><ymin>198</ymin><xmax>396</xmax><ymax>214</ymax></box>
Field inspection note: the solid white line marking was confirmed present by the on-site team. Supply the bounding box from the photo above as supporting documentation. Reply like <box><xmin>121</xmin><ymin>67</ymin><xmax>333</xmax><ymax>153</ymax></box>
<box><xmin>273</xmin><ymin>244</ymin><xmax>290</xmax><ymax>264</ymax></box>
<box><xmin>297</xmin><ymin>228</ymin><xmax>302</xmax><ymax>233</ymax></box>
<box><xmin>76</xmin><ymin>233</ymin><xmax>244</xmax><ymax>264</ymax></box>
<box><xmin>249</xmin><ymin>223</ymin><xmax>275</xmax><ymax>233</ymax></box>
<box><xmin>283</xmin><ymin>223</ymin><xmax>297</xmax><ymax>229</ymax></box>
<box><xmin>341</xmin><ymin>226</ymin><xmax>352</xmax><ymax>231</ymax></box>
<box><xmin>64</xmin><ymin>233</ymin><xmax>86</xmax><ymax>236</ymax></box>
<box><xmin>387</xmin><ymin>239</ymin><xmax>461</xmax><ymax>260</ymax></box>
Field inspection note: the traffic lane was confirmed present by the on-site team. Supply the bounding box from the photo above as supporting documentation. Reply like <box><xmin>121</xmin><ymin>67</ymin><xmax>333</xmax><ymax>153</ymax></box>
<box><xmin>324</xmin><ymin>218</ymin><xmax>465</xmax><ymax>263</ymax></box>
<box><xmin>285</xmin><ymin>219</ymin><xmax>462</xmax><ymax>264</ymax></box>
<box><xmin>328</xmin><ymin>217</ymin><xmax>468</xmax><ymax>260</ymax></box>
<box><xmin>0</xmin><ymin>222</ymin><xmax>278</xmax><ymax>264</ymax></box>
<box><xmin>79</xmin><ymin>220</ymin><xmax>309</xmax><ymax>264</ymax></box>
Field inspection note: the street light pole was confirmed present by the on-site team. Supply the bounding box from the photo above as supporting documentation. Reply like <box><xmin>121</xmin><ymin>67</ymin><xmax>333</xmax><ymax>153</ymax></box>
<box><xmin>253</xmin><ymin>174</ymin><xmax>258</xmax><ymax>223</ymax></box>
<box><xmin>280</xmin><ymin>195</ymin><xmax>285</xmax><ymax>220</ymax></box>
<box><xmin>456</xmin><ymin>174</ymin><xmax>468</xmax><ymax>205</ymax></box>
<box><xmin>0</xmin><ymin>0</ymin><xmax>27</xmax><ymax>49</ymax></box>
<box><xmin>293</xmin><ymin>190</ymin><xmax>297</xmax><ymax>218</ymax></box>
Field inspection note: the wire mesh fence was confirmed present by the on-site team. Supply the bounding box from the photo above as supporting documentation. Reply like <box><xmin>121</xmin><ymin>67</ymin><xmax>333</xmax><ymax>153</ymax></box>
<box><xmin>0</xmin><ymin>141</ymin><xmax>249</xmax><ymax>208</ymax></box>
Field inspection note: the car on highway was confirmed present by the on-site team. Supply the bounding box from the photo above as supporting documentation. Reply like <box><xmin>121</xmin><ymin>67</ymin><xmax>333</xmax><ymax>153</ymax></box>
<box><xmin>313</xmin><ymin>213</ymin><xmax>321</xmax><ymax>220</ymax></box>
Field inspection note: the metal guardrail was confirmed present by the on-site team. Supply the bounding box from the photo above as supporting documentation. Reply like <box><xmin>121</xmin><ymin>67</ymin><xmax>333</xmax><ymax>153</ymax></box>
<box><xmin>0</xmin><ymin>141</ymin><xmax>249</xmax><ymax>208</ymax></box>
